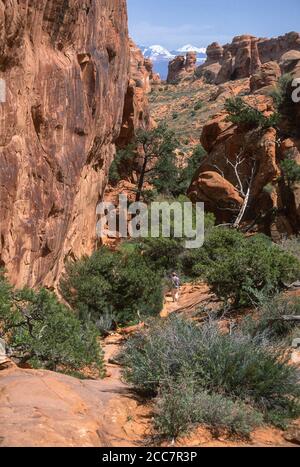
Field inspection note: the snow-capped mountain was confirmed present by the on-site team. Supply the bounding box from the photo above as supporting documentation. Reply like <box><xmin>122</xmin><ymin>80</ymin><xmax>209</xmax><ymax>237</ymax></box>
<box><xmin>176</xmin><ymin>44</ymin><xmax>207</xmax><ymax>54</ymax></box>
<box><xmin>141</xmin><ymin>45</ymin><xmax>174</xmax><ymax>61</ymax></box>
<box><xmin>139</xmin><ymin>44</ymin><xmax>207</xmax><ymax>80</ymax></box>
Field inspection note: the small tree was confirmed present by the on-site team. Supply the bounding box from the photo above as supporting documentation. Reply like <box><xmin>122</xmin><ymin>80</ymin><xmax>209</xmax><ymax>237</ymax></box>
<box><xmin>0</xmin><ymin>274</ymin><xmax>104</xmax><ymax>376</ymax></box>
<box><xmin>178</xmin><ymin>145</ymin><xmax>207</xmax><ymax>193</ymax></box>
<box><xmin>135</xmin><ymin>123</ymin><xmax>179</xmax><ymax>200</ymax></box>
<box><xmin>281</xmin><ymin>158</ymin><xmax>300</xmax><ymax>187</ymax></box>
<box><xmin>60</xmin><ymin>247</ymin><xmax>163</xmax><ymax>326</ymax></box>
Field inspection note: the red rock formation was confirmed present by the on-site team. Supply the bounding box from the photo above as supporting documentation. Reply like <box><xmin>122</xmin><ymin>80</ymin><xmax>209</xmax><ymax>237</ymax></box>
<box><xmin>167</xmin><ymin>52</ymin><xmax>197</xmax><ymax>83</ymax></box>
<box><xmin>144</xmin><ymin>58</ymin><xmax>161</xmax><ymax>85</ymax></box>
<box><xmin>250</xmin><ymin>61</ymin><xmax>281</xmax><ymax>93</ymax></box>
<box><xmin>197</xmin><ymin>32</ymin><xmax>300</xmax><ymax>85</ymax></box>
<box><xmin>0</xmin><ymin>0</ymin><xmax>130</xmax><ymax>288</ymax></box>
<box><xmin>116</xmin><ymin>39</ymin><xmax>152</xmax><ymax>148</ymax></box>
<box><xmin>188</xmin><ymin>96</ymin><xmax>281</xmax><ymax>226</ymax></box>
<box><xmin>188</xmin><ymin>90</ymin><xmax>300</xmax><ymax>236</ymax></box>
<box><xmin>189</xmin><ymin>171</ymin><xmax>244</xmax><ymax>224</ymax></box>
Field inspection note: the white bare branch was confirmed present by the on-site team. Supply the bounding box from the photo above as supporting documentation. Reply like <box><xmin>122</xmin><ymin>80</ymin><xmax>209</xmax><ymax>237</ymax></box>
<box><xmin>233</xmin><ymin>161</ymin><xmax>256</xmax><ymax>229</ymax></box>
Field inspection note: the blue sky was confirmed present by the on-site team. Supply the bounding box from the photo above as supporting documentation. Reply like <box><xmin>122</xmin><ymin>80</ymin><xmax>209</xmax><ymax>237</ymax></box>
<box><xmin>128</xmin><ymin>0</ymin><xmax>300</xmax><ymax>49</ymax></box>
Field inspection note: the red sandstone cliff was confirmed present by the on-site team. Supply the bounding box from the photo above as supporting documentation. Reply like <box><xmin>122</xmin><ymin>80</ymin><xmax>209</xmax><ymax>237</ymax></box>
<box><xmin>116</xmin><ymin>39</ymin><xmax>153</xmax><ymax>148</ymax></box>
<box><xmin>0</xmin><ymin>0</ymin><xmax>130</xmax><ymax>288</ymax></box>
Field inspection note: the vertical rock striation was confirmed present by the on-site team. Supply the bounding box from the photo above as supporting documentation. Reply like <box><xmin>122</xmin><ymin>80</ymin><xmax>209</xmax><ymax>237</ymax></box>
<box><xmin>0</xmin><ymin>0</ymin><xmax>130</xmax><ymax>288</ymax></box>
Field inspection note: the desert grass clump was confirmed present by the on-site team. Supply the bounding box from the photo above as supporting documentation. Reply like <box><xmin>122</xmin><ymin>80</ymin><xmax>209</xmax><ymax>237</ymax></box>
<box><xmin>155</xmin><ymin>373</ymin><xmax>263</xmax><ymax>439</ymax></box>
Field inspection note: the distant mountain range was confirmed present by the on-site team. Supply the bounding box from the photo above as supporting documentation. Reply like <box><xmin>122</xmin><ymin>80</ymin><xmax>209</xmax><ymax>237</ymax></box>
<box><xmin>139</xmin><ymin>44</ymin><xmax>207</xmax><ymax>80</ymax></box>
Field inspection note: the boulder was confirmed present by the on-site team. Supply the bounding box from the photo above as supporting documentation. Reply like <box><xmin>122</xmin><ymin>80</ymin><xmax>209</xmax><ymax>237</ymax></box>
<box><xmin>250</xmin><ymin>61</ymin><xmax>281</xmax><ymax>92</ymax></box>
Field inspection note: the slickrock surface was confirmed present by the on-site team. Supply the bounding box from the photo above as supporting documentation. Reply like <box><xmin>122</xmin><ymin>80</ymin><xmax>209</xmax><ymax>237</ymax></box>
<box><xmin>0</xmin><ymin>0</ymin><xmax>130</xmax><ymax>288</ymax></box>
<box><xmin>0</xmin><ymin>336</ymin><xmax>150</xmax><ymax>447</ymax></box>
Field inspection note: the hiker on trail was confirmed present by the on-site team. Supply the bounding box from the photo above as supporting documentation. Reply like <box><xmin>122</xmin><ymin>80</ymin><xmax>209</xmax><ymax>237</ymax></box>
<box><xmin>171</xmin><ymin>272</ymin><xmax>180</xmax><ymax>303</ymax></box>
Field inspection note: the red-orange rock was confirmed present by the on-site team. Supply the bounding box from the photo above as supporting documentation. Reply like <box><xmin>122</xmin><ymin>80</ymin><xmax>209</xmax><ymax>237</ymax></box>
<box><xmin>188</xmin><ymin>96</ymin><xmax>283</xmax><ymax>227</ymax></box>
<box><xmin>188</xmin><ymin>171</ymin><xmax>243</xmax><ymax>223</ymax></box>
<box><xmin>0</xmin><ymin>1</ymin><xmax>130</xmax><ymax>288</ymax></box>
<box><xmin>250</xmin><ymin>61</ymin><xmax>281</xmax><ymax>92</ymax></box>
<box><xmin>116</xmin><ymin>39</ymin><xmax>152</xmax><ymax>149</ymax></box>
<box><xmin>196</xmin><ymin>32</ymin><xmax>300</xmax><ymax>85</ymax></box>
<box><xmin>167</xmin><ymin>52</ymin><xmax>197</xmax><ymax>83</ymax></box>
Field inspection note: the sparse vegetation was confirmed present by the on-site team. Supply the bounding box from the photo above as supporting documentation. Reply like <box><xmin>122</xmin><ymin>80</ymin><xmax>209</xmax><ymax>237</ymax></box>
<box><xmin>194</xmin><ymin>101</ymin><xmax>204</xmax><ymax>111</ymax></box>
<box><xmin>155</xmin><ymin>375</ymin><xmax>263</xmax><ymax>439</ymax></box>
<box><xmin>270</xmin><ymin>73</ymin><xmax>294</xmax><ymax>109</ymax></box>
<box><xmin>243</xmin><ymin>295</ymin><xmax>300</xmax><ymax>343</ymax></box>
<box><xmin>280</xmin><ymin>236</ymin><xmax>300</xmax><ymax>261</ymax></box>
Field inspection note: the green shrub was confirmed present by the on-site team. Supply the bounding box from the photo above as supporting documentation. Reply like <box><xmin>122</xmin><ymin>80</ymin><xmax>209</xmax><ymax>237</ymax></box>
<box><xmin>178</xmin><ymin>145</ymin><xmax>207</xmax><ymax>193</ymax></box>
<box><xmin>0</xmin><ymin>275</ymin><xmax>104</xmax><ymax>376</ymax></box>
<box><xmin>281</xmin><ymin>158</ymin><xmax>300</xmax><ymax>186</ymax></box>
<box><xmin>121</xmin><ymin>316</ymin><xmax>201</xmax><ymax>395</ymax></box>
<box><xmin>121</xmin><ymin>316</ymin><xmax>300</xmax><ymax>431</ymax></box>
<box><xmin>138</xmin><ymin>237</ymin><xmax>184</xmax><ymax>273</ymax></box>
<box><xmin>155</xmin><ymin>373</ymin><xmax>263</xmax><ymax>439</ymax></box>
<box><xmin>270</xmin><ymin>74</ymin><xmax>293</xmax><ymax>109</ymax></box>
<box><xmin>194</xmin><ymin>101</ymin><xmax>204</xmax><ymax>111</ymax></box>
<box><xmin>194</xmin><ymin>324</ymin><xmax>300</xmax><ymax>426</ymax></box>
<box><xmin>118</xmin><ymin>209</ymin><xmax>214</xmax><ymax>277</ymax></box>
<box><xmin>108</xmin><ymin>146</ymin><xmax>135</xmax><ymax>185</ymax></box>
<box><xmin>60</xmin><ymin>248</ymin><xmax>163</xmax><ymax>326</ymax></box>
<box><xmin>182</xmin><ymin>229</ymin><xmax>300</xmax><ymax>306</ymax></box>
<box><xmin>225</xmin><ymin>97</ymin><xmax>280</xmax><ymax>129</ymax></box>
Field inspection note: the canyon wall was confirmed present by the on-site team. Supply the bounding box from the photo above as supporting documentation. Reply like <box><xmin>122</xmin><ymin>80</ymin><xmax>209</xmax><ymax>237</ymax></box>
<box><xmin>116</xmin><ymin>39</ymin><xmax>153</xmax><ymax>148</ymax></box>
<box><xmin>0</xmin><ymin>0</ymin><xmax>130</xmax><ymax>288</ymax></box>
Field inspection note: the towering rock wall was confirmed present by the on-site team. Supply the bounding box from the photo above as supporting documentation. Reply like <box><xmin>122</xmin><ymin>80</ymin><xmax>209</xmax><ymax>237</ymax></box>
<box><xmin>0</xmin><ymin>0</ymin><xmax>130</xmax><ymax>288</ymax></box>
<box><xmin>116</xmin><ymin>39</ymin><xmax>153</xmax><ymax>148</ymax></box>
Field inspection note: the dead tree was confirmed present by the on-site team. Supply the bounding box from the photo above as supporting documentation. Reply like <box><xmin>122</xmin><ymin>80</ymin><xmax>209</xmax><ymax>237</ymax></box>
<box><xmin>225</xmin><ymin>152</ymin><xmax>257</xmax><ymax>228</ymax></box>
